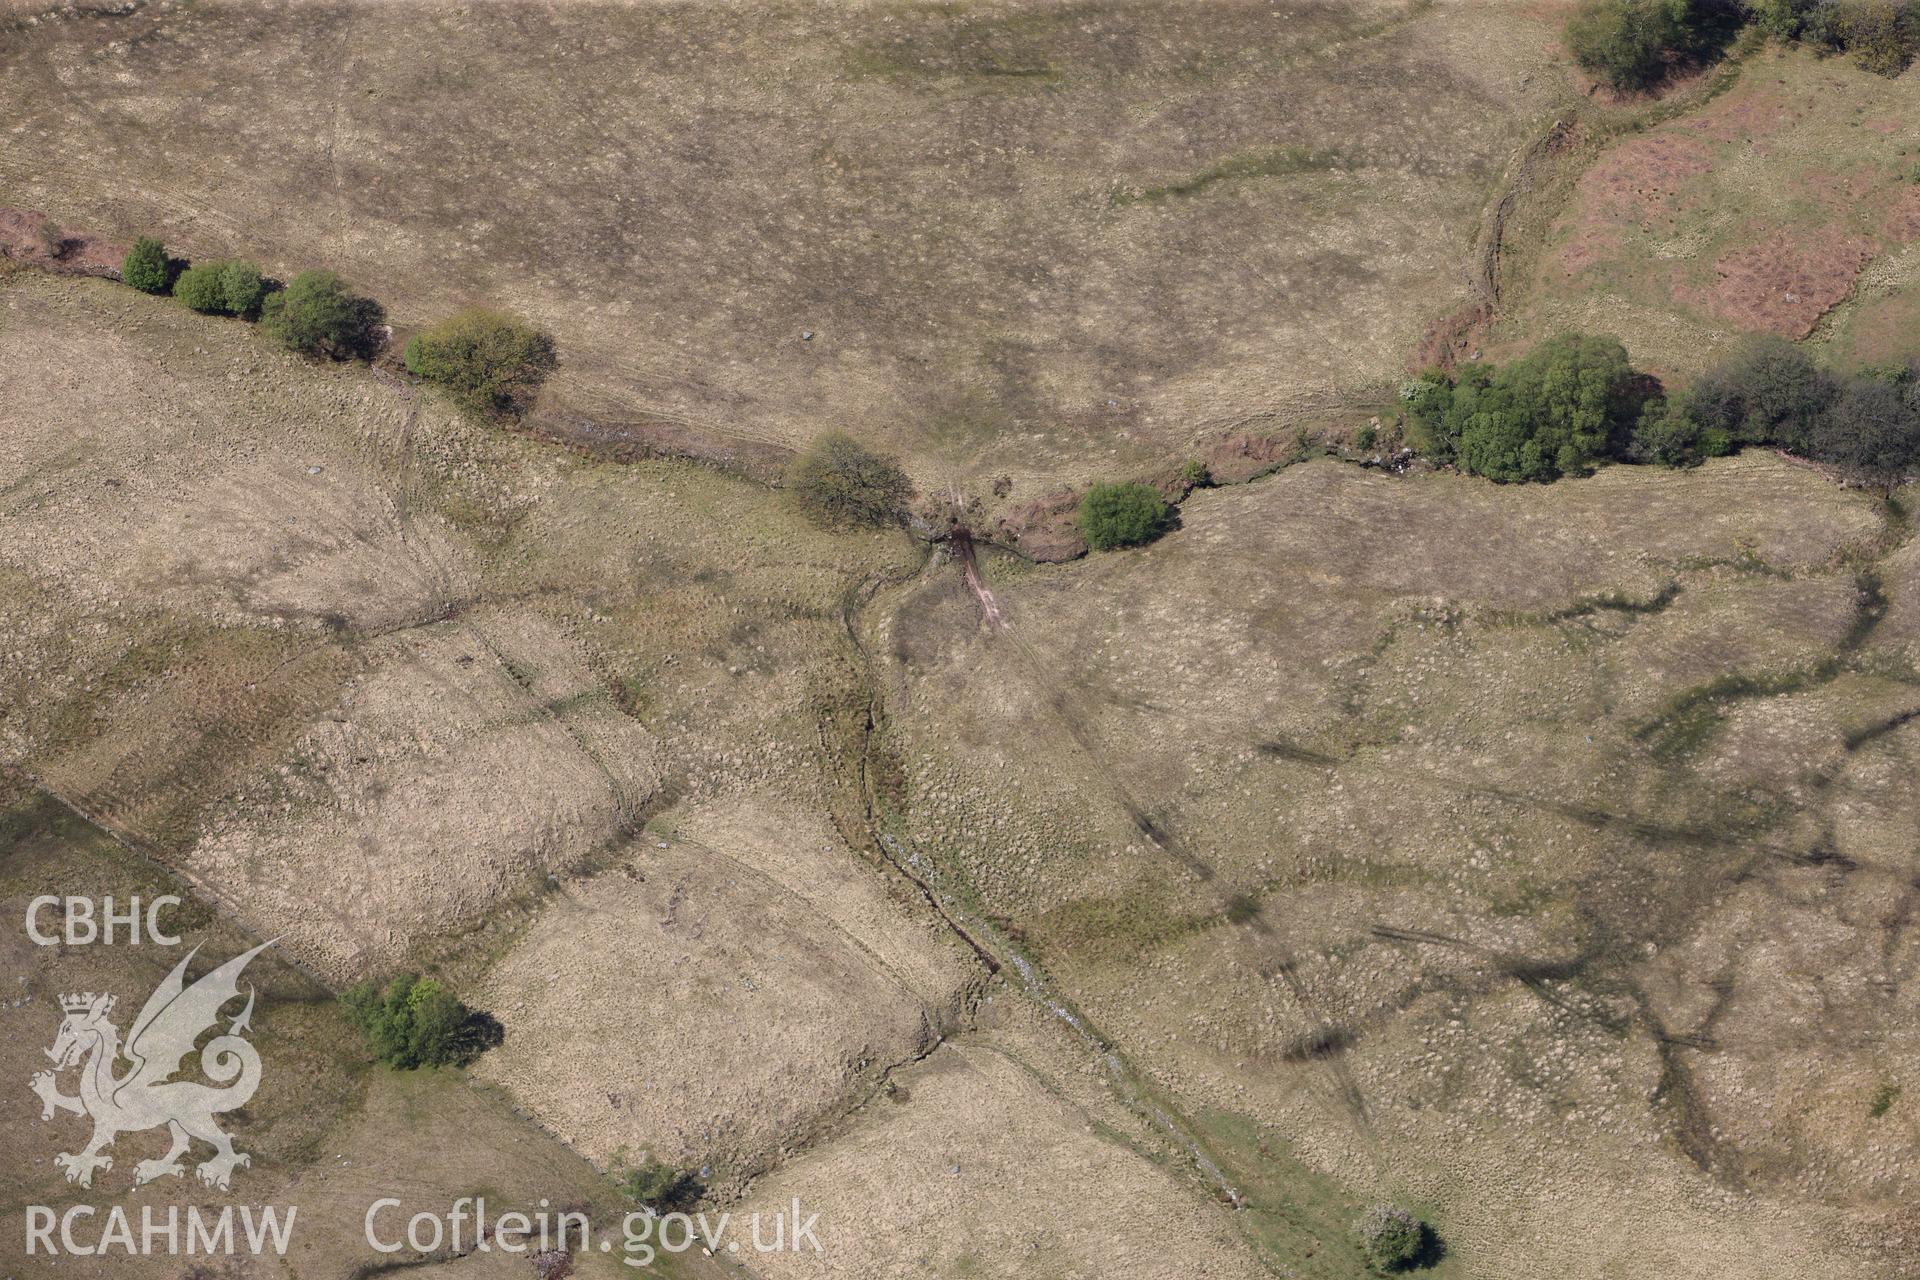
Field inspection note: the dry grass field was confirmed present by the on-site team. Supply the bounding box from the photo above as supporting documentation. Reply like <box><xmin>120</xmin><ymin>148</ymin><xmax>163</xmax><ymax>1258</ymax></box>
<box><xmin>471</xmin><ymin>796</ymin><xmax>982</xmax><ymax>1192</ymax></box>
<box><xmin>3</xmin><ymin>4</ymin><xmax>1919</xmax><ymax>1280</ymax></box>
<box><xmin>0</xmin><ymin>777</ymin><xmax>729</xmax><ymax>1280</ymax></box>
<box><xmin>0</xmin><ymin>0</ymin><xmax>1574</xmax><ymax>501</ymax></box>
<box><xmin>876</xmin><ymin>457</ymin><xmax>1917</xmax><ymax>1277</ymax></box>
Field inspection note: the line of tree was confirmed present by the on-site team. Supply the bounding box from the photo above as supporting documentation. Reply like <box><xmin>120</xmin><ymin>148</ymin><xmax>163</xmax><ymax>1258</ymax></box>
<box><xmin>122</xmin><ymin>235</ymin><xmax>385</xmax><ymax>357</ymax></box>
<box><xmin>1750</xmin><ymin>0</ymin><xmax>1920</xmax><ymax>73</ymax></box>
<box><xmin>1403</xmin><ymin>332</ymin><xmax>1920</xmax><ymax>484</ymax></box>
<box><xmin>118</xmin><ymin>235</ymin><xmax>556</xmax><ymax>415</ymax></box>
<box><xmin>1568</xmin><ymin>0</ymin><xmax>1920</xmax><ymax>90</ymax></box>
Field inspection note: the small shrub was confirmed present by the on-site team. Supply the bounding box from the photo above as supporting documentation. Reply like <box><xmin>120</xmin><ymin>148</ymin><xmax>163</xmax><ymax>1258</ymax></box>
<box><xmin>219</xmin><ymin>260</ymin><xmax>267</xmax><ymax>317</ymax></box>
<box><xmin>1354</xmin><ymin>1204</ymin><xmax>1426</xmax><ymax>1272</ymax></box>
<box><xmin>1857</xmin><ymin>359</ymin><xmax>1915</xmax><ymax>386</ymax></box>
<box><xmin>1076</xmin><ymin>480</ymin><xmax>1172</xmax><ymax>550</ymax></box>
<box><xmin>404</xmin><ymin>307</ymin><xmax>558</xmax><ymax>418</ymax></box>
<box><xmin>1352</xmin><ymin>422</ymin><xmax>1378</xmax><ymax>452</ymax></box>
<box><xmin>612</xmin><ymin>1154</ymin><xmax>701</xmax><ymax>1211</ymax></box>
<box><xmin>340</xmin><ymin>972</ymin><xmax>502</xmax><ymax>1069</ymax></box>
<box><xmin>121</xmin><ymin>236</ymin><xmax>170</xmax><ymax>293</ymax></box>
<box><xmin>260</xmin><ymin>269</ymin><xmax>385</xmax><ymax>359</ymax></box>
<box><xmin>36</xmin><ymin>220</ymin><xmax>67</xmax><ymax>259</ymax></box>
<box><xmin>788</xmin><ymin>431</ymin><xmax>915</xmax><ymax>528</ymax></box>
<box><xmin>1181</xmin><ymin>458</ymin><xmax>1213</xmax><ymax>486</ymax></box>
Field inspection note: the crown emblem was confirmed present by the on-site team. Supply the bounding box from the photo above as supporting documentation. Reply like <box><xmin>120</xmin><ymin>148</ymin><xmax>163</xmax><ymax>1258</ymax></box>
<box><xmin>34</xmin><ymin>940</ymin><xmax>273</xmax><ymax>1193</ymax></box>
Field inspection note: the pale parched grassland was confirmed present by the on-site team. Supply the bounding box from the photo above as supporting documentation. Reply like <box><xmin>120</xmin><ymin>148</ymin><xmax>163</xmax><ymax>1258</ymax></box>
<box><xmin>0</xmin><ymin>0</ymin><xmax>1572</xmax><ymax>503</ymax></box>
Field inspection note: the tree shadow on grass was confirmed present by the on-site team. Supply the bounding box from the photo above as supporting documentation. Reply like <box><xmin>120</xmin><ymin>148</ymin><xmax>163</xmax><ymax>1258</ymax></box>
<box><xmin>1381</xmin><ymin>1223</ymin><xmax>1448</xmax><ymax>1273</ymax></box>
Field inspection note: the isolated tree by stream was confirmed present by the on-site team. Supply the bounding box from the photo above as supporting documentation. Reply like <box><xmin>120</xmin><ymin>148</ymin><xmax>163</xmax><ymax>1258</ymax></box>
<box><xmin>789</xmin><ymin>431</ymin><xmax>916</xmax><ymax>528</ymax></box>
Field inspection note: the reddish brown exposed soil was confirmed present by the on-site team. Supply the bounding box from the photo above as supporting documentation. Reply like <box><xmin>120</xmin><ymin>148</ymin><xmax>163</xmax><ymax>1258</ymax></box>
<box><xmin>1551</xmin><ymin>135</ymin><xmax>1713</xmax><ymax>283</ymax></box>
<box><xmin>949</xmin><ymin>527</ymin><xmax>1005</xmax><ymax>632</ymax></box>
<box><xmin>1583</xmin><ymin>135</ymin><xmax>1715</xmax><ymax>222</ymax></box>
<box><xmin>1882</xmin><ymin>185</ymin><xmax>1920</xmax><ymax>244</ymax></box>
<box><xmin>1679</xmin><ymin>84</ymin><xmax>1793</xmax><ymax>145</ymax></box>
<box><xmin>1409</xmin><ymin>298</ymin><xmax>1494</xmax><ymax>374</ymax></box>
<box><xmin>0</xmin><ymin>207</ymin><xmax>125</xmax><ymax>278</ymax></box>
<box><xmin>1679</xmin><ymin>228</ymin><xmax>1876</xmax><ymax>339</ymax></box>
<box><xmin>992</xmin><ymin>488</ymin><xmax>1086</xmax><ymax>562</ymax></box>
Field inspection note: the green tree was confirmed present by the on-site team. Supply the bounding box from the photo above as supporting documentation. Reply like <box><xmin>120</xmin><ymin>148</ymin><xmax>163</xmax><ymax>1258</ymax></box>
<box><xmin>121</xmin><ymin>236</ymin><xmax>171</xmax><ymax>294</ymax></box>
<box><xmin>1567</xmin><ymin>0</ymin><xmax>1692</xmax><ymax>89</ymax></box>
<box><xmin>1354</xmin><ymin>1204</ymin><xmax>1427</xmax><ymax>1272</ymax></box>
<box><xmin>1688</xmin><ymin>335</ymin><xmax>1838</xmax><ymax>450</ymax></box>
<box><xmin>173</xmin><ymin>259</ymin><xmax>268</xmax><ymax>316</ymax></box>
<box><xmin>171</xmin><ymin>261</ymin><xmax>229</xmax><ymax>313</ymax></box>
<box><xmin>260</xmin><ymin>269</ymin><xmax>385</xmax><ymax>359</ymax></box>
<box><xmin>1076</xmin><ymin>480</ymin><xmax>1172</xmax><ymax>550</ymax></box>
<box><xmin>404</xmin><ymin>307</ymin><xmax>558</xmax><ymax>418</ymax></box>
<box><xmin>219</xmin><ymin>260</ymin><xmax>267</xmax><ymax>317</ymax></box>
<box><xmin>788</xmin><ymin>431</ymin><xmax>916</xmax><ymax>528</ymax></box>
<box><xmin>612</xmin><ymin>1154</ymin><xmax>701</xmax><ymax>1211</ymax></box>
<box><xmin>340</xmin><ymin>973</ymin><xmax>502</xmax><ymax>1069</ymax></box>
<box><xmin>1799</xmin><ymin>0</ymin><xmax>1850</xmax><ymax>46</ymax></box>
<box><xmin>1631</xmin><ymin>395</ymin><xmax>1730</xmax><ymax>466</ymax></box>
<box><xmin>1455</xmin><ymin>333</ymin><xmax>1645</xmax><ymax>482</ymax></box>
<box><xmin>1842</xmin><ymin>0</ymin><xmax>1920</xmax><ymax>75</ymax></box>
<box><xmin>1743</xmin><ymin>0</ymin><xmax>1821</xmax><ymax>38</ymax></box>
<box><xmin>1400</xmin><ymin>367</ymin><xmax>1480</xmax><ymax>464</ymax></box>
<box><xmin>1806</xmin><ymin>376</ymin><xmax>1920</xmax><ymax>478</ymax></box>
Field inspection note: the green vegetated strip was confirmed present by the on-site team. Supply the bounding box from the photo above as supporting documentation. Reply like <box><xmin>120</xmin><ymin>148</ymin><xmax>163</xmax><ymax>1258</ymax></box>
<box><xmin>841</xmin><ymin>43</ymin><xmax>1060</xmax><ymax>84</ymax></box>
<box><xmin>1634</xmin><ymin>499</ymin><xmax>1910</xmax><ymax>762</ymax></box>
<box><xmin>1190</xmin><ymin>1106</ymin><xmax>1438</xmax><ymax>1280</ymax></box>
<box><xmin>838</xmin><ymin>4</ymin><xmax>1080</xmax><ymax>86</ymax></box>
<box><xmin>1482</xmin><ymin>580</ymin><xmax>1685</xmax><ymax>630</ymax></box>
<box><xmin>843</xmin><ymin>577</ymin><xmax>1266</xmax><ymax>1221</ymax></box>
<box><xmin>1114</xmin><ymin>146</ymin><xmax>1362</xmax><ymax>207</ymax></box>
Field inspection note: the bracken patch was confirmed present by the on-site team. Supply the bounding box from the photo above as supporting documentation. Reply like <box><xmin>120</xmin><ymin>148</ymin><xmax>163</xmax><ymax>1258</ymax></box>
<box><xmin>1679</xmin><ymin>228</ymin><xmax>1875</xmax><ymax>339</ymax></box>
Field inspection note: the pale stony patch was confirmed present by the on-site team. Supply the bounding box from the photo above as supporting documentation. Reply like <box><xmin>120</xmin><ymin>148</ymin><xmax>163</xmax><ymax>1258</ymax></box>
<box><xmin>877</xmin><ymin>452</ymin><xmax>1908</xmax><ymax>1277</ymax></box>
<box><xmin>735</xmin><ymin>1037</ymin><xmax>1270</xmax><ymax>1280</ymax></box>
<box><xmin>184</xmin><ymin>610</ymin><xmax>659</xmax><ymax>982</ymax></box>
<box><xmin>0</xmin><ymin>275</ymin><xmax>471</xmax><ymax>633</ymax></box>
<box><xmin>473</xmin><ymin>797</ymin><xmax>979</xmax><ymax>1188</ymax></box>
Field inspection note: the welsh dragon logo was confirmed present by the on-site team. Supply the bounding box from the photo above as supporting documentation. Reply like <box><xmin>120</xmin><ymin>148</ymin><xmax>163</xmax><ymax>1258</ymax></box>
<box><xmin>30</xmin><ymin>941</ymin><xmax>272</xmax><ymax>1191</ymax></box>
